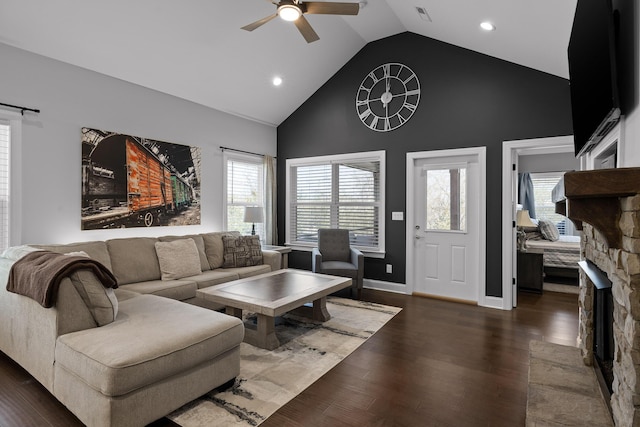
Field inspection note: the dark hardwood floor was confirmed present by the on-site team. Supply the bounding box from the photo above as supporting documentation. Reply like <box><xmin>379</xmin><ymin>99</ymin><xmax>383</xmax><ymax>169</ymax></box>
<box><xmin>0</xmin><ymin>289</ymin><xmax>578</xmax><ymax>427</ymax></box>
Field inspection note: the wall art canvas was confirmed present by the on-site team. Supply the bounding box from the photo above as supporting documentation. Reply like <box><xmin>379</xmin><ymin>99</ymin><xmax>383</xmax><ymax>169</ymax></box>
<box><xmin>81</xmin><ymin>127</ymin><xmax>201</xmax><ymax>230</ymax></box>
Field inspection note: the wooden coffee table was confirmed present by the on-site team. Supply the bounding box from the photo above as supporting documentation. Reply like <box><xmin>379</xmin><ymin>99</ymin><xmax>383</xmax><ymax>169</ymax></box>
<box><xmin>196</xmin><ymin>269</ymin><xmax>352</xmax><ymax>350</ymax></box>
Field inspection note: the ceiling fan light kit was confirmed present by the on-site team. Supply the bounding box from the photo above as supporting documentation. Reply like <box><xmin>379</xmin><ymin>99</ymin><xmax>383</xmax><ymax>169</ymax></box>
<box><xmin>278</xmin><ymin>4</ymin><xmax>302</xmax><ymax>21</ymax></box>
<box><xmin>243</xmin><ymin>0</ymin><xmax>360</xmax><ymax>43</ymax></box>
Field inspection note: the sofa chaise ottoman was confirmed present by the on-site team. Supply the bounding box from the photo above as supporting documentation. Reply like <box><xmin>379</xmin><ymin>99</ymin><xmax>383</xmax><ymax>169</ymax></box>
<box><xmin>0</xmin><ymin>231</ymin><xmax>281</xmax><ymax>426</ymax></box>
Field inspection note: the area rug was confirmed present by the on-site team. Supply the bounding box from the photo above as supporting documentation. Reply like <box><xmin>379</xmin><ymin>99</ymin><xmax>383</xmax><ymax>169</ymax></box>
<box><xmin>168</xmin><ymin>297</ymin><xmax>401</xmax><ymax>426</ymax></box>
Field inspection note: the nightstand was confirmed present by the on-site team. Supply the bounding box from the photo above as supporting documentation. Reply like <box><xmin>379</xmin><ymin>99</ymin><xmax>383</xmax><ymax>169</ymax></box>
<box><xmin>517</xmin><ymin>248</ymin><xmax>544</xmax><ymax>293</ymax></box>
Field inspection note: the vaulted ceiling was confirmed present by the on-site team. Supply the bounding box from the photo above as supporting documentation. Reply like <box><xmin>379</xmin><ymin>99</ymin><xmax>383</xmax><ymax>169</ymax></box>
<box><xmin>0</xmin><ymin>0</ymin><xmax>577</xmax><ymax>126</ymax></box>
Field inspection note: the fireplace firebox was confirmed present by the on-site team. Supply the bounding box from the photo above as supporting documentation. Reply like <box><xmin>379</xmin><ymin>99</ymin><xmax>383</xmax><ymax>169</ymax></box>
<box><xmin>580</xmin><ymin>260</ymin><xmax>614</xmax><ymax>394</ymax></box>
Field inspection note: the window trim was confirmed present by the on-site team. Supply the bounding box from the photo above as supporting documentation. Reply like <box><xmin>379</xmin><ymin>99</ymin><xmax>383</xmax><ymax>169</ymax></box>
<box><xmin>285</xmin><ymin>150</ymin><xmax>386</xmax><ymax>258</ymax></box>
<box><xmin>222</xmin><ymin>151</ymin><xmax>265</xmax><ymax>237</ymax></box>
<box><xmin>0</xmin><ymin>110</ymin><xmax>22</xmax><ymax>249</ymax></box>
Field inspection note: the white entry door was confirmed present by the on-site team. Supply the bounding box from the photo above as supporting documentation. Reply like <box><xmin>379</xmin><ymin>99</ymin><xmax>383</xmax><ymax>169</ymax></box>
<box><xmin>408</xmin><ymin>149</ymin><xmax>484</xmax><ymax>303</ymax></box>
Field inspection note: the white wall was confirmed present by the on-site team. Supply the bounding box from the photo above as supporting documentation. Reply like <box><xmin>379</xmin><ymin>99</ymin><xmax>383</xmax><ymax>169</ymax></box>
<box><xmin>518</xmin><ymin>151</ymin><xmax>580</xmax><ymax>173</ymax></box>
<box><xmin>0</xmin><ymin>43</ymin><xmax>277</xmax><ymax>244</ymax></box>
<box><xmin>619</xmin><ymin>3</ymin><xmax>640</xmax><ymax>166</ymax></box>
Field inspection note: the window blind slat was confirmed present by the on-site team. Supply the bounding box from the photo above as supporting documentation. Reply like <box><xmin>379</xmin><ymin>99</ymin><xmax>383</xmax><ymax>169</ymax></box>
<box><xmin>529</xmin><ymin>172</ymin><xmax>568</xmax><ymax>235</ymax></box>
<box><xmin>290</xmin><ymin>156</ymin><xmax>382</xmax><ymax>250</ymax></box>
<box><xmin>226</xmin><ymin>158</ymin><xmax>264</xmax><ymax>236</ymax></box>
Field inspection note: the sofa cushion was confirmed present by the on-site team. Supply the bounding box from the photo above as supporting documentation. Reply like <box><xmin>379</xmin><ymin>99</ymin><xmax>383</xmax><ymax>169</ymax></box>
<box><xmin>31</xmin><ymin>241</ymin><xmax>113</xmax><ymax>272</ymax></box>
<box><xmin>201</xmin><ymin>231</ymin><xmax>240</xmax><ymax>269</ymax></box>
<box><xmin>118</xmin><ymin>279</ymin><xmax>197</xmax><ymax>301</ymax></box>
<box><xmin>54</xmin><ymin>294</ymin><xmax>244</xmax><ymax>397</ymax></box>
<box><xmin>158</xmin><ymin>234</ymin><xmax>211</xmax><ymax>271</ymax></box>
<box><xmin>106</xmin><ymin>237</ymin><xmax>161</xmax><ymax>285</ymax></box>
<box><xmin>183</xmin><ymin>269</ymin><xmax>240</xmax><ymax>289</ymax></box>
<box><xmin>154</xmin><ymin>239</ymin><xmax>202</xmax><ymax>280</ymax></box>
<box><xmin>222</xmin><ymin>235</ymin><xmax>263</xmax><ymax>268</ymax></box>
<box><xmin>220</xmin><ymin>264</ymin><xmax>271</xmax><ymax>279</ymax></box>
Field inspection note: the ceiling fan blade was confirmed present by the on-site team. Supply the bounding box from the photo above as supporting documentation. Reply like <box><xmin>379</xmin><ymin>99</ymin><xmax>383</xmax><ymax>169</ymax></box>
<box><xmin>294</xmin><ymin>15</ymin><xmax>320</xmax><ymax>43</ymax></box>
<box><xmin>304</xmin><ymin>2</ymin><xmax>359</xmax><ymax>15</ymax></box>
<box><xmin>241</xmin><ymin>13</ymin><xmax>278</xmax><ymax>32</ymax></box>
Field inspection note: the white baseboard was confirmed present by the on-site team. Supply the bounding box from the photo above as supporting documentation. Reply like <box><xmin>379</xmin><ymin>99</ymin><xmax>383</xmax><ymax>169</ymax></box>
<box><xmin>481</xmin><ymin>296</ymin><xmax>507</xmax><ymax>310</ymax></box>
<box><xmin>364</xmin><ymin>280</ymin><xmax>509</xmax><ymax>310</ymax></box>
<box><xmin>363</xmin><ymin>279</ymin><xmax>409</xmax><ymax>294</ymax></box>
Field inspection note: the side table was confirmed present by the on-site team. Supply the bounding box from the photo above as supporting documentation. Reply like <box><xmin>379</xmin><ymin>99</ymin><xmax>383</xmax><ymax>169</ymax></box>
<box><xmin>517</xmin><ymin>248</ymin><xmax>544</xmax><ymax>293</ymax></box>
<box><xmin>262</xmin><ymin>245</ymin><xmax>292</xmax><ymax>269</ymax></box>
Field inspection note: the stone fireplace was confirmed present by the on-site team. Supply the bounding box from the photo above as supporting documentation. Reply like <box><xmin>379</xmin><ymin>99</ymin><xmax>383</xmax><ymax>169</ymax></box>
<box><xmin>561</xmin><ymin>168</ymin><xmax>640</xmax><ymax>427</ymax></box>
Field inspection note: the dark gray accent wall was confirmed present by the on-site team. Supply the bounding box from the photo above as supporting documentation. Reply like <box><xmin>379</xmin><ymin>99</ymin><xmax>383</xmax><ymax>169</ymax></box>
<box><xmin>277</xmin><ymin>32</ymin><xmax>573</xmax><ymax>297</ymax></box>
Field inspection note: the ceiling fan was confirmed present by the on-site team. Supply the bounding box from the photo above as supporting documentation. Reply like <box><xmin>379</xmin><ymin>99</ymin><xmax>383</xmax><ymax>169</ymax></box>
<box><xmin>242</xmin><ymin>0</ymin><xmax>360</xmax><ymax>43</ymax></box>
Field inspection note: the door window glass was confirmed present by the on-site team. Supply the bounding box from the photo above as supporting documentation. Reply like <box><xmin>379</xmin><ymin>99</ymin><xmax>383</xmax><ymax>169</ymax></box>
<box><xmin>425</xmin><ymin>167</ymin><xmax>466</xmax><ymax>232</ymax></box>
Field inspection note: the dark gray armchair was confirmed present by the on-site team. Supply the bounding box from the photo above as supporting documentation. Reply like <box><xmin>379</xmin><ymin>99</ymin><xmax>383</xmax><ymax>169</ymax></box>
<box><xmin>312</xmin><ymin>228</ymin><xmax>364</xmax><ymax>299</ymax></box>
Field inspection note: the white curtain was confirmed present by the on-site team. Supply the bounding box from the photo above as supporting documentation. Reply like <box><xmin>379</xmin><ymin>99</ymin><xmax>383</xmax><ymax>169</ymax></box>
<box><xmin>264</xmin><ymin>155</ymin><xmax>277</xmax><ymax>245</ymax></box>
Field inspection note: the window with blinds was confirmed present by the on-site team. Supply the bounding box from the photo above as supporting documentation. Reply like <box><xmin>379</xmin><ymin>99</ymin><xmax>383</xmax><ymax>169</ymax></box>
<box><xmin>224</xmin><ymin>154</ymin><xmax>264</xmax><ymax>237</ymax></box>
<box><xmin>287</xmin><ymin>151</ymin><xmax>385</xmax><ymax>253</ymax></box>
<box><xmin>0</xmin><ymin>123</ymin><xmax>9</xmax><ymax>252</ymax></box>
<box><xmin>530</xmin><ymin>172</ymin><xmax>568</xmax><ymax>235</ymax></box>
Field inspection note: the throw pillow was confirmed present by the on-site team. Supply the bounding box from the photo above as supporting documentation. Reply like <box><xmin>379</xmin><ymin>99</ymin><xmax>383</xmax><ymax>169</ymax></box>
<box><xmin>222</xmin><ymin>235</ymin><xmax>263</xmax><ymax>268</ymax></box>
<box><xmin>69</xmin><ymin>269</ymin><xmax>119</xmax><ymax>326</ymax></box>
<box><xmin>538</xmin><ymin>219</ymin><xmax>560</xmax><ymax>242</ymax></box>
<box><xmin>202</xmin><ymin>231</ymin><xmax>241</xmax><ymax>269</ymax></box>
<box><xmin>64</xmin><ymin>250</ymin><xmax>118</xmax><ymax>325</ymax></box>
<box><xmin>154</xmin><ymin>238</ymin><xmax>202</xmax><ymax>280</ymax></box>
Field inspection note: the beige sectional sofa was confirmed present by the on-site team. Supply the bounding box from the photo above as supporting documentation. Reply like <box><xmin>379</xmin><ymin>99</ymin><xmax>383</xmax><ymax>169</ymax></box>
<box><xmin>0</xmin><ymin>231</ymin><xmax>282</xmax><ymax>427</ymax></box>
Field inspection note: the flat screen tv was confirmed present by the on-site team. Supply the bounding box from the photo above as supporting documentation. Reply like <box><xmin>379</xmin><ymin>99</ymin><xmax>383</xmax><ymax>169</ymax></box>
<box><xmin>568</xmin><ymin>0</ymin><xmax>621</xmax><ymax>157</ymax></box>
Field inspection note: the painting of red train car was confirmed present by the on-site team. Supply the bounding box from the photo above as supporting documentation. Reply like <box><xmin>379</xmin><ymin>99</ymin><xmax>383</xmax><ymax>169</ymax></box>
<box><xmin>81</xmin><ymin>128</ymin><xmax>201</xmax><ymax>229</ymax></box>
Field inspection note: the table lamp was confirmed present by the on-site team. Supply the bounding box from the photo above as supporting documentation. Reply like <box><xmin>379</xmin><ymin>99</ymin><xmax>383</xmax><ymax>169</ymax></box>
<box><xmin>516</xmin><ymin>209</ymin><xmax>536</xmax><ymax>251</ymax></box>
<box><xmin>244</xmin><ymin>206</ymin><xmax>264</xmax><ymax>236</ymax></box>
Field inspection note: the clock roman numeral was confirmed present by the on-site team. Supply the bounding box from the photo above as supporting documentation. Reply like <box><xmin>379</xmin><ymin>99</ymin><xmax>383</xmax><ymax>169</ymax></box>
<box><xmin>359</xmin><ymin>108</ymin><xmax>373</xmax><ymax>121</ymax></box>
<box><xmin>404</xmin><ymin>102</ymin><xmax>417</xmax><ymax>112</ymax></box>
<box><xmin>371</xmin><ymin>116</ymin><xmax>379</xmax><ymax>129</ymax></box>
<box><xmin>403</xmin><ymin>75</ymin><xmax>417</xmax><ymax>85</ymax></box>
<box><xmin>382</xmin><ymin>64</ymin><xmax>390</xmax><ymax>79</ymax></box>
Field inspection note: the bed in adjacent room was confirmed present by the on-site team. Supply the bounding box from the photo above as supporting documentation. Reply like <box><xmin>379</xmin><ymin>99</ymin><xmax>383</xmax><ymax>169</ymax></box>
<box><xmin>525</xmin><ymin>233</ymin><xmax>581</xmax><ymax>279</ymax></box>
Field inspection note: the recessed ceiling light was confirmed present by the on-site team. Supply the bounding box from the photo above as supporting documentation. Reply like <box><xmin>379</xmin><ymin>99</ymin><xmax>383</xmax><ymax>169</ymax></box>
<box><xmin>273</xmin><ymin>76</ymin><xmax>283</xmax><ymax>86</ymax></box>
<box><xmin>480</xmin><ymin>21</ymin><xmax>496</xmax><ymax>31</ymax></box>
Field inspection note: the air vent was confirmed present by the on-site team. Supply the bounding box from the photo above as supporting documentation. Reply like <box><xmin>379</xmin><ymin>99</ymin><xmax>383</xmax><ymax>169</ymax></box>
<box><xmin>415</xmin><ymin>6</ymin><xmax>432</xmax><ymax>22</ymax></box>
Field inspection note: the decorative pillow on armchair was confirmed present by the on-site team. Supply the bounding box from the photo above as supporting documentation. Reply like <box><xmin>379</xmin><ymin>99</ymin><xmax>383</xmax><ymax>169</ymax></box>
<box><xmin>538</xmin><ymin>219</ymin><xmax>560</xmax><ymax>242</ymax></box>
<box><xmin>222</xmin><ymin>235</ymin><xmax>263</xmax><ymax>268</ymax></box>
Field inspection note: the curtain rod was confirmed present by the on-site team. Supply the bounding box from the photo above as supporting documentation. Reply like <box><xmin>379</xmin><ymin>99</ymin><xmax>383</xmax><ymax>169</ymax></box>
<box><xmin>0</xmin><ymin>102</ymin><xmax>40</xmax><ymax>116</ymax></box>
<box><xmin>220</xmin><ymin>146</ymin><xmax>276</xmax><ymax>159</ymax></box>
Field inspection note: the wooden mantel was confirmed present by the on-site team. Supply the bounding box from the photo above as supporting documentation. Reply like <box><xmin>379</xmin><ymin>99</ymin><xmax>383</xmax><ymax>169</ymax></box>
<box><xmin>555</xmin><ymin>168</ymin><xmax>640</xmax><ymax>248</ymax></box>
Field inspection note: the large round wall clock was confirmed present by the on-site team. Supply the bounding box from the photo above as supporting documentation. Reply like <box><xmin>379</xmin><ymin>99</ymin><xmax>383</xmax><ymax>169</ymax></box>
<box><xmin>355</xmin><ymin>62</ymin><xmax>421</xmax><ymax>132</ymax></box>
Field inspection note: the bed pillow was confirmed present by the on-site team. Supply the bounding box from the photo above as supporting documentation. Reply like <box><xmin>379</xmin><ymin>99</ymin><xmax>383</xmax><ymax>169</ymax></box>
<box><xmin>154</xmin><ymin>238</ymin><xmax>202</xmax><ymax>280</ymax></box>
<box><xmin>538</xmin><ymin>219</ymin><xmax>560</xmax><ymax>242</ymax></box>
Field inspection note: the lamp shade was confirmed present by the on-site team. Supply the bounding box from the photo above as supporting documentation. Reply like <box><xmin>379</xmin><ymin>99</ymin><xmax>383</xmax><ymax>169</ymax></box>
<box><xmin>516</xmin><ymin>210</ymin><xmax>536</xmax><ymax>228</ymax></box>
<box><xmin>244</xmin><ymin>206</ymin><xmax>264</xmax><ymax>223</ymax></box>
